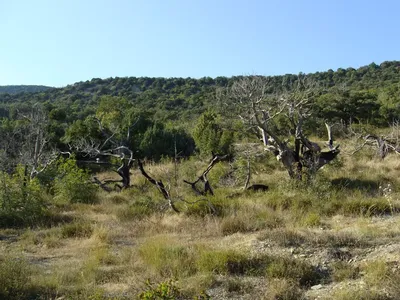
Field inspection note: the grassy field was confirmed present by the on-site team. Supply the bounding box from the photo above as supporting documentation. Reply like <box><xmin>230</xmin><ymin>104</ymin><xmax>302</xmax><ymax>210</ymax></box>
<box><xmin>1</xmin><ymin>140</ymin><xmax>400</xmax><ymax>299</ymax></box>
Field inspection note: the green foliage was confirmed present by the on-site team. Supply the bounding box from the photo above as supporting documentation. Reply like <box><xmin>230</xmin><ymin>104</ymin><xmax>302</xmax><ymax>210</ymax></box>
<box><xmin>196</xmin><ymin>249</ymin><xmax>251</xmax><ymax>275</ymax></box>
<box><xmin>0</xmin><ymin>166</ymin><xmax>47</xmax><ymax>227</ymax></box>
<box><xmin>116</xmin><ymin>196</ymin><xmax>158</xmax><ymax>221</ymax></box>
<box><xmin>331</xmin><ymin>261</ymin><xmax>359</xmax><ymax>282</ymax></box>
<box><xmin>184</xmin><ymin>198</ymin><xmax>223</xmax><ymax>218</ymax></box>
<box><xmin>95</xmin><ymin>96</ymin><xmax>131</xmax><ymax>131</ymax></box>
<box><xmin>0</xmin><ymin>85</ymin><xmax>52</xmax><ymax>94</ymax></box>
<box><xmin>260</xmin><ymin>228</ymin><xmax>367</xmax><ymax>248</ymax></box>
<box><xmin>54</xmin><ymin>158</ymin><xmax>98</xmax><ymax>204</ymax></box>
<box><xmin>301</xmin><ymin>212</ymin><xmax>321</xmax><ymax>227</ymax></box>
<box><xmin>62</xmin><ymin>117</ymin><xmax>102</xmax><ymax>145</ymax></box>
<box><xmin>193</xmin><ymin>110</ymin><xmax>233</xmax><ymax>156</ymax></box>
<box><xmin>219</xmin><ymin>211</ymin><xmax>283</xmax><ymax>235</ymax></box>
<box><xmin>1</xmin><ymin>62</ymin><xmax>400</xmax><ymax>171</ymax></box>
<box><xmin>140</xmin><ymin>122</ymin><xmax>194</xmax><ymax>160</ymax></box>
<box><xmin>138</xmin><ymin>280</ymin><xmax>182</xmax><ymax>300</ymax></box>
<box><xmin>265</xmin><ymin>256</ymin><xmax>321</xmax><ymax>287</ymax></box>
<box><xmin>331</xmin><ymin>289</ymin><xmax>390</xmax><ymax>300</ymax></box>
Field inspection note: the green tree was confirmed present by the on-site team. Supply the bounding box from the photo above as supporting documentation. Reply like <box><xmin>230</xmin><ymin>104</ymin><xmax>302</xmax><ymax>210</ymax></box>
<box><xmin>139</xmin><ymin>123</ymin><xmax>194</xmax><ymax>160</ymax></box>
<box><xmin>193</xmin><ymin>110</ymin><xmax>233</xmax><ymax>156</ymax></box>
<box><xmin>54</xmin><ymin>158</ymin><xmax>98</xmax><ymax>204</ymax></box>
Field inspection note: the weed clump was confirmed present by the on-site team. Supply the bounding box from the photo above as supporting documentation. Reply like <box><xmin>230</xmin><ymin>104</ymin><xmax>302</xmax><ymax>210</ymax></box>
<box><xmin>61</xmin><ymin>220</ymin><xmax>93</xmax><ymax>238</ymax></box>
<box><xmin>116</xmin><ymin>196</ymin><xmax>158</xmax><ymax>221</ymax></box>
<box><xmin>0</xmin><ymin>257</ymin><xmax>32</xmax><ymax>300</ymax></box>
<box><xmin>138</xmin><ymin>280</ymin><xmax>182</xmax><ymax>300</ymax></box>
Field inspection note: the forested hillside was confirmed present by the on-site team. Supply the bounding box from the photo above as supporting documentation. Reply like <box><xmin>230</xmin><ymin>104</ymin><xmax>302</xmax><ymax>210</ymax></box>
<box><xmin>0</xmin><ymin>85</ymin><xmax>53</xmax><ymax>94</ymax></box>
<box><xmin>0</xmin><ymin>61</ymin><xmax>399</xmax><ymax>164</ymax></box>
<box><xmin>1</xmin><ymin>61</ymin><xmax>399</xmax><ymax>124</ymax></box>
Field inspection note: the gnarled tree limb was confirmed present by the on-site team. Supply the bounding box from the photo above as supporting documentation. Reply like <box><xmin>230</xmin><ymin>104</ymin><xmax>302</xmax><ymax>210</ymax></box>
<box><xmin>138</xmin><ymin>159</ymin><xmax>179</xmax><ymax>213</ymax></box>
<box><xmin>183</xmin><ymin>154</ymin><xmax>229</xmax><ymax>195</ymax></box>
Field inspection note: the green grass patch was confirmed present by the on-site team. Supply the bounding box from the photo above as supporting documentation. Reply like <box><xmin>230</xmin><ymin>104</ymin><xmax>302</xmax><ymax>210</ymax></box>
<box><xmin>331</xmin><ymin>289</ymin><xmax>390</xmax><ymax>300</ymax></box>
<box><xmin>331</xmin><ymin>261</ymin><xmax>359</xmax><ymax>282</ymax></box>
<box><xmin>116</xmin><ymin>196</ymin><xmax>158</xmax><ymax>221</ymax></box>
<box><xmin>139</xmin><ymin>237</ymin><xmax>198</xmax><ymax>277</ymax></box>
<box><xmin>139</xmin><ymin>238</ymin><xmax>321</xmax><ymax>288</ymax></box>
<box><xmin>61</xmin><ymin>220</ymin><xmax>93</xmax><ymax>238</ymax></box>
<box><xmin>264</xmin><ymin>279</ymin><xmax>304</xmax><ymax>300</ymax></box>
<box><xmin>260</xmin><ymin>228</ymin><xmax>368</xmax><ymax>248</ymax></box>
<box><xmin>265</xmin><ymin>256</ymin><xmax>321</xmax><ymax>287</ymax></box>
<box><xmin>0</xmin><ymin>257</ymin><xmax>33</xmax><ymax>300</ymax></box>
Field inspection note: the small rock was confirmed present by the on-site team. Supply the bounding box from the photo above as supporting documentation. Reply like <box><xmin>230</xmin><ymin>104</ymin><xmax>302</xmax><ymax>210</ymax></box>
<box><xmin>311</xmin><ymin>284</ymin><xmax>323</xmax><ymax>290</ymax></box>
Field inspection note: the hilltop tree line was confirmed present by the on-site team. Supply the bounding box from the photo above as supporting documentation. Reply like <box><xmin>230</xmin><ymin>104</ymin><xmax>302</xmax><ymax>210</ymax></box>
<box><xmin>0</xmin><ymin>85</ymin><xmax>53</xmax><ymax>95</ymax></box>
<box><xmin>0</xmin><ymin>61</ymin><xmax>398</xmax><ymax>164</ymax></box>
<box><xmin>0</xmin><ymin>61</ymin><xmax>398</xmax><ymax>169</ymax></box>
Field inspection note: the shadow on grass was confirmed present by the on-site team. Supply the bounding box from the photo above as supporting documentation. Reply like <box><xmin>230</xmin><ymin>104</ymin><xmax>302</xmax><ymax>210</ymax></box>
<box><xmin>0</xmin><ymin>212</ymin><xmax>74</xmax><ymax>230</ymax></box>
<box><xmin>331</xmin><ymin>178</ymin><xmax>380</xmax><ymax>195</ymax></box>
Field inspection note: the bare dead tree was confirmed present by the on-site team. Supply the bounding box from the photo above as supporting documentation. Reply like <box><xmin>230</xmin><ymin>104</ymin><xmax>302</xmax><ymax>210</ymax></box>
<box><xmin>72</xmin><ymin>136</ymin><xmax>135</xmax><ymax>190</ymax></box>
<box><xmin>10</xmin><ymin>104</ymin><xmax>60</xmax><ymax>179</ymax></box>
<box><xmin>243</xmin><ymin>153</ymin><xmax>251</xmax><ymax>190</ymax></box>
<box><xmin>352</xmin><ymin>122</ymin><xmax>400</xmax><ymax>159</ymax></box>
<box><xmin>220</xmin><ymin>75</ymin><xmax>340</xmax><ymax>180</ymax></box>
<box><xmin>69</xmin><ymin>114</ymin><xmax>137</xmax><ymax>190</ymax></box>
<box><xmin>183</xmin><ymin>154</ymin><xmax>229</xmax><ymax>195</ymax></box>
<box><xmin>137</xmin><ymin>159</ymin><xmax>179</xmax><ymax>212</ymax></box>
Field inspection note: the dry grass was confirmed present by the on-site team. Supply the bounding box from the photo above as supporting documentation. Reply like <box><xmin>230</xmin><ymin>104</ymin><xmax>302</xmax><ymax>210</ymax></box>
<box><xmin>1</xmin><ymin>146</ymin><xmax>400</xmax><ymax>299</ymax></box>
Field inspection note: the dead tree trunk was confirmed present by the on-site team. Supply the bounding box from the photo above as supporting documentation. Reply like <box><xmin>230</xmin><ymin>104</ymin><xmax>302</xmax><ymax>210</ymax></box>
<box><xmin>243</xmin><ymin>155</ymin><xmax>251</xmax><ymax>190</ymax></box>
<box><xmin>349</xmin><ymin>123</ymin><xmax>400</xmax><ymax>159</ymax></box>
<box><xmin>138</xmin><ymin>159</ymin><xmax>179</xmax><ymax>213</ymax></box>
<box><xmin>116</xmin><ymin>159</ymin><xmax>135</xmax><ymax>189</ymax></box>
<box><xmin>183</xmin><ymin>154</ymin><xmax>229</xmax><ymax>195</ymax></box>
<box><xmin>362</xmin><ymin>135</ymin><xmax>399</xmax><ymax>159</ymax></box>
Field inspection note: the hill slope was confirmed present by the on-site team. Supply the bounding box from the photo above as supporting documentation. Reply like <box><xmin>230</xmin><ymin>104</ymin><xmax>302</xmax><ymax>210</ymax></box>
<box><xmin>0</xmin><ymin>61</ymin><xmax>399</xmax><ymax>124</ymax></box>
<box><xmin>0</xmin><ymin>85</ymin><xmax>54</xmax><ymax>94</ymax></box>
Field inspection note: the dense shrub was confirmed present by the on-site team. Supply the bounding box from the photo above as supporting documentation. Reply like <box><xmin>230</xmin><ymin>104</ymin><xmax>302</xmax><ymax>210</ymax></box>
<box><xmin>138</xmin><ymin>280</ymin><xmax>182</xmax><ymax>300</ymax></box>
<box><xmin>54</xmin><ymin>158</ymin><xmax>98</xmax><ymax>204</ymax></box>
<box><xmin>0</xmin><ymin>166</ymin><xmax>47</xmax><ymax>227</ymax></box>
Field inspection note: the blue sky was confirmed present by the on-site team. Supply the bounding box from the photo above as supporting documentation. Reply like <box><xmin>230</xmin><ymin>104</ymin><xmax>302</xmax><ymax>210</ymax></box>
<box><xmin>1</xmin><ymin>0</ymin><xmax>399</xmax><ymax>87</ymax></box>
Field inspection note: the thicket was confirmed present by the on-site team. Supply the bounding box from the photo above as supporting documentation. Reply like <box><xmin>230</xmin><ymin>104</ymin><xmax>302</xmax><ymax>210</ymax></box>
<box><xmin>0</xmin><ymin>158</ymin><xmax>98</xmax><ymax>228</ymax></box>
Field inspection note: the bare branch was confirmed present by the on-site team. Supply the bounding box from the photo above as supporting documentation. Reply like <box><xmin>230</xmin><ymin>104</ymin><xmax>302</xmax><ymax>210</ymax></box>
<box><xmin>183</xmin><ymin>154</ymin><xmax>229</xmax><ymax>195</ymax></box>
<box><xmin>221</xmin><ymin>75</ymin><xmax>338</xmax><ymax>180</ymax></box>
<box><xmin>138</xmin><ymin>159</ymin><xmax>179</xmax><ymax>213</ymax></box>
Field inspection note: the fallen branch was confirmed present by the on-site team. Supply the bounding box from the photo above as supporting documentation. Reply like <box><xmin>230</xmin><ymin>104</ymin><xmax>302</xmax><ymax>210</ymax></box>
<box><xmin>92</xmin><ymin>176</ymin><xmax>113</xmax><ymax>192</ymax></box>
<box><xmin>353</xmin><ymin>134</ymin><xmax>400</xmax><ymax>159</ymax></box>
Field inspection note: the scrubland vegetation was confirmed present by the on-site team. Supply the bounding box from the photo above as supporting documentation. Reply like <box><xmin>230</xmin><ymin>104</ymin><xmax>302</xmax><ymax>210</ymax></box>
<box><xmin>1</xmin><ymin>62</ymin><xmax>400</xmax><ymax>299</ymax></box>
<box><xmin>1</xmin><ymin>145</ymin><xmax>400</xmax><ymax>299</ymax></box>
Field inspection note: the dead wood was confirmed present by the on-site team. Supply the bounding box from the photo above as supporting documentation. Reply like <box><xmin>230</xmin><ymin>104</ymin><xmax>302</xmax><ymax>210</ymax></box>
<box><xmin>183</xmin><ymin>154</ymin><xmax>229</xmax><ymax>195</ymax></box>
<box><xmin>138</xmin><ymin>159</ymin><xmax>179</xmax><ymax>213</ymax></box>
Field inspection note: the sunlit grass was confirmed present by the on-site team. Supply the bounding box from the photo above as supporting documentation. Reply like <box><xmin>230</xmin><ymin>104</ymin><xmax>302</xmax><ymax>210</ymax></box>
<box><xmin>1</xmin><ymin>146</ymin><xmax>400</xmax><ymax>298</ymax></box>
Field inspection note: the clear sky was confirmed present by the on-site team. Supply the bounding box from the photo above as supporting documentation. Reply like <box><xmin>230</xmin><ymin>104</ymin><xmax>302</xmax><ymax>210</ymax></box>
<box><xmin>1</xmin><ymin>0</ymin><xmax>399</xmax><ymax>87</ymax></box>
